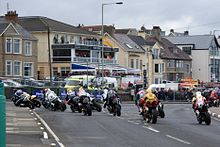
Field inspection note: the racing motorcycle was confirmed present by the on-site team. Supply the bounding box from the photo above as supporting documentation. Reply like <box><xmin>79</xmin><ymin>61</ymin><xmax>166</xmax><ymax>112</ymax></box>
<box><xmin>208</xmin><ymin>97</ymin><xmax>220</xmax><ymax>107</ymax></box>
<box><xmin>42</xmin><ymin>89</ymin><xmax>66</xmax><ymax>111</ymax></box>
<box><xmin>89</xmin><ymin>94</ymin><xmax>102</xmax><ymax>112</ymax></box>
<box><xmin>66</xmin><ymin>90</ymin><xmax>82</xmax><ymax>113</ymax></box>
<box><xmin>142</xmin><ymin>100</ymin><xmax>158</xmax><ymax>124</ymax></box>
<box><xmin>104</xmin><ymin>89</ymin><xmax>121</xmax><ymax>117</ymax></box>
<box><xmin>195</xmin><ymin>102</ymin><xmax>211</xmax><ymax>125</ymax></box>
<box><xmin>14</xmin><ymin>93</ymin><xmax>35</xmax><ymax>109</ymax></box>
<box><xmin>79</xmin><ymin>95</ymin><xmax>92</xmax><ymax>116</ymax></box>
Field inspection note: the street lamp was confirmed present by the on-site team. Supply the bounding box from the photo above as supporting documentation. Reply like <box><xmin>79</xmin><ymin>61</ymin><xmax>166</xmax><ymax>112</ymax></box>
<box><xmin>101</xmin><ymin>1</ymin><xmax>123</xmax><ymax>87</ymax></box>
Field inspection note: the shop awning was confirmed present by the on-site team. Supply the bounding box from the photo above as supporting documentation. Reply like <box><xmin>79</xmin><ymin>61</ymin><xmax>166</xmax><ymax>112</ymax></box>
<box><xmin>71</xmin><ymin>64</ymin><xmax>96</xmax><ymax>71</ymax></box>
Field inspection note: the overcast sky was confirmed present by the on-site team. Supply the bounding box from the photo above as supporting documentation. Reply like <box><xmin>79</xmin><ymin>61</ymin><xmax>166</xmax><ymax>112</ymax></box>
<box><xmin>1</xmin><ymin>0</ymin><xmax>220</xmax><ymax>35</ymax></box>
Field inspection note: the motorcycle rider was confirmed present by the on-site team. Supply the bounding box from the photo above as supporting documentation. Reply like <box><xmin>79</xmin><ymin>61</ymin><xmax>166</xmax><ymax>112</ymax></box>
<box><xmin>103</xmin><ymin>88</ymin><xmax>118</xmax><ymax>108</ymax></box>
<box><xmin>140</xmin><ymin>88</ymin><xmax>158</xmax><ymax>115</ymax></box>
<box><xmin>209</xmin><ymin>88</ymin><xmax>219</xmax><ymax>104</ymax></box>
<box><xmin>43</xmin><ymin>88</ymin><xmax>58</xmax><ymax>102</ymax></box>
<box><xmin>192</xmin><ymin>91</ymin><xmax>207</xmax><ymax>114</ymax></box>
<box><xmin>135</xmin><ymin>88</ymin><xmax>145</xmax><ymax>112</ymax></box>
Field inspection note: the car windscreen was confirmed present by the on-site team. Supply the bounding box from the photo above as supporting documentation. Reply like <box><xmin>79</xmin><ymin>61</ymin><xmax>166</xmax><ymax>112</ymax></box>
<box><xmin>66</xmin><ymin>80</ymin><xmax>81</xmax><ymax>86</ymax></box>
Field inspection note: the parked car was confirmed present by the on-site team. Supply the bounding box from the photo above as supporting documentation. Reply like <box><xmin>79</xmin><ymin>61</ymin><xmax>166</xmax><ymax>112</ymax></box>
<box><xmin>3</xmin><ymin>79</ymin><xmax>22</xmax><ymax>87</ymax></box>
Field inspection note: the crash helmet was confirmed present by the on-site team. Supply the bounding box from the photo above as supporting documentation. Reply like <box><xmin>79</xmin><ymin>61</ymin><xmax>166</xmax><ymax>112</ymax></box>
<box><xmin>146</xmin><ymin>88</ymin><xmax>152</xmax><ymax>93</ymax></box>
<box><xmin>195</xmin><ymin>91</ymin><xmax>202</xmax><ymax>98</ymax></box>
<box><xmin>16</xmin><ymin>89</ymin><xmax>23</xmax><ymax>95</ymax></box>
<box><xmin>42</xmin><ymin>88</ymin><xmax>48</xmax><ymax>94</ymax></box>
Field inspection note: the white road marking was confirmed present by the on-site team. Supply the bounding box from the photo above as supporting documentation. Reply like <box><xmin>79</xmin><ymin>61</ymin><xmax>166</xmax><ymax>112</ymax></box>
<box><xmin>142</xmin><ymin>126</ymin><xmax>160</xmax><ymax>133</ymax></box>
<box><xmin>33</xmin><ymin>111</ymin><xmax>65</xmax><ymax>147</ymax></box>
<box><xmin>16</xmin><ymin>118</ymin><xmax>34</xmax><ymax>121</ymax></box>
<box><xmin>6</xmin><ymin>127</ymin><xmax>19</xmax><ymax>131</ymax></box>
<box><xmin>128</xmin><ymin>120</ymin><xmax>134</xmax><ymax>123</ymax></box>
<box><xmin>51</xmin><ymin>143</ymin><xmax>57</xmax><ymax>146</ymax></box>
<box><xmin>133</xmin><ymin>122</ymin><xmax>140</xmax><ymax>125</ymax></box>
<box><xmin>6</xmin><ymin>130</ymin><xmax>42</xmax><ymax>134</ymax></box>
<box><xmin>117</xmin><ymin>117</ymin><xmax>125</xmax><ymax>120</ymax></box>
<box><xmin>6</xmin><ymin>144</ymin><xmax>22</xmax><ymax>147</ymax></box>
<box><xmin>43</xmin><ymin>131</ymin><xmax>48</xmax><ymax>139</ymax></box>
<box><xmin>40</xmin><ymin>127</ymin><xmax>44</xmax><ymax>130</ymax></box>
<box><xmin>166</xmin><ymin>134</ymin><xmax>191</xmax><ymax>145</ymax></box>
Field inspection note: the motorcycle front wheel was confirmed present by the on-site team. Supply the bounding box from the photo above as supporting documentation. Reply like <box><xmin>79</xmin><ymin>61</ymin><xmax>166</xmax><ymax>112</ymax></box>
<box><xmin>152</xmin><ymin>109</ymin><xmax>158</xmax><ymax>124</ymax></box>
<box><xmin>204</xmin><ymin>112</ymin><xmax>211</xmax><ymax>125</ymax></box>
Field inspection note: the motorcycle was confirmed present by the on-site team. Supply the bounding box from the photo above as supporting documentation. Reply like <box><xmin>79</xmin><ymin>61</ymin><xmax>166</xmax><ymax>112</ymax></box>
<box><xmin>195</xmin><ymin>103</ymin><xmax>211</xmax><ymax>125</ymax></box>
<box><xmin>66</xmin><ymin>91</ymin><xmax>82</xmax><ymax>113</ymax></box>
<box><xmin>105</xmin><ymin>96</ymin><xmax>121</xmax><ymax>117</ymax></box>
<box><xmin>89</xmin><ymin>94</ymin><xmax>102</xmax><ymax>112</ymax></box>
<box><xmin>208</xmin><ymin>97</ymin><xmax>219</xmax><ymax>107</ymax></box>
<box><xmin>43</xmin><ymin>89</ymin><xmax>66</xmax><ymax>111</ymax></box>
<box><xmin>79</xmin><ymin>95</ymin><xmax>92</xmax><ymax>116</ymax></box>
<box><xmin>142</xmin><ymin>100</ymin><xmax>158</xmax><ymax>124</ymax></box>
<box><xmin>157</xmin><ymin>101</ymin><xmax>165</xmax><ymax>118</ymax></box>
<box><xmin>14</xmin><ymin>93</ymin><xmax>35</xmax><ymax>109</ymax></box>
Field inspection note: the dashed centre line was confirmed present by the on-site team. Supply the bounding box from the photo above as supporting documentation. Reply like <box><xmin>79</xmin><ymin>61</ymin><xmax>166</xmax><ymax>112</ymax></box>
<box><xmin>166</xmin><ymin>134</ymin><xmax>191</xmax><ymax>145</ymax></box>
<box><xmin>142</xmin><ymin>126</ymin><xmax>160</xmax><ymax>133</ymax></box>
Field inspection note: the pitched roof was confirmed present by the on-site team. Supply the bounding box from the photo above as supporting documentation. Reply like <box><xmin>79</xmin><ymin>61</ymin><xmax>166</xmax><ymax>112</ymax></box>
<box><xmin>128</xmin><ymin>35</ymin><xmax>156</xmax><ymax>46</ymax></box>
<box><xmin>0</xmin><ymin>22</ymin><xmax>9</xmax><ymax>35</ymax></box>
<box><xmin>165</xmin><ymin>35</ymin><xmax>216</xmax><ymax>49</ymax></box>
<box><xmin>17</xmin><ymin>16</ymin><xmax>98</xmax><ymax>36</ymax></box>
<box><xmin>160</xmin><ymin>38</ymin><xmax>191</xmax><ymax>60</ymax></box>
<box><xmin>114</xmin><ymin>34</ymin><xmax>145</xmax><ymax>53</ymax></box>
<box><xmin>0</xmin><ymin>18</ymin><xmax>36</xmax><ymax>40</ymax></box>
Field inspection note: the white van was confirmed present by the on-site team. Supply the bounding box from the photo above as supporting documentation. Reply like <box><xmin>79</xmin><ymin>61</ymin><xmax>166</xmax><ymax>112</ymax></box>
<box><xmin>92</xmin><ymin>77</ymin><xmax>118</xmax><ymax>90</ymax></box>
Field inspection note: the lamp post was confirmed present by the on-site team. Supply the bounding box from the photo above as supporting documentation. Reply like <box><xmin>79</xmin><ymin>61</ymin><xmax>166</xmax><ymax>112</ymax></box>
<box><xmin>101</xmin><ymin>2</ymin><xmax>123</xmax><ymax>87</ymax></box>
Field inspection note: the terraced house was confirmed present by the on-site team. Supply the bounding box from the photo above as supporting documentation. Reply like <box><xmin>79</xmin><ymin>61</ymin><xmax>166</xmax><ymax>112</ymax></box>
<box><xmin>0</xmin><ymin>11</ymin><xmax>38</xmax><ymax>79</ymax></box>
<box><xmin>15</xmin><ymin>14</ymin><xmax>119</xmax><ymax>79</ymax></box>
<box><xmin>139</xmin><ymin>26</ymin><xmax>192</xmax><ymax>84</ymax></box>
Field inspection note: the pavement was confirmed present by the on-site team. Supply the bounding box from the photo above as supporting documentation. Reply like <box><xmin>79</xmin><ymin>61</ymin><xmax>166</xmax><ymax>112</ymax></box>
<box><xmin>209</xmin><ymin>107</ymin><xmax>220</xmax><ymax>119</ymax></box>
<box><xmin>6</xmin><ymin>101</ymin><xmax>58</xmax><ymax>147</ymax></box>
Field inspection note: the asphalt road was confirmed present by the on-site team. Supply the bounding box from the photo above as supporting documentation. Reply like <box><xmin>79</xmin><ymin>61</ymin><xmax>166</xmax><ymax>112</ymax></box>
<box><xmin>35</xmin><ymin>103</ymin><xmax>220</xmax><ymax>147</ymax></box>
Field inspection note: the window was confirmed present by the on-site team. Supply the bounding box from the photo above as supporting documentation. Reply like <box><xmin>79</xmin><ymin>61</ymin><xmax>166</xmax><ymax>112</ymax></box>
<box><xmin>153</xmin><ymin>48</ymin><xmax>159</xmax><ymax>59</ymax></box>
<box><xmin>13</xmin><ymin>61</ymin><xmax>22</xmax><ymax>76</ymax></box>
<box><xmin>5</xmin><ymin>60</ymin><xmax>12</xmax><ymax>76</ymax></box>
<box><xmin>130</xmin><ymin>59</ymin><xmax>134</xmax><ymax>68</ymax></box>
<box><xmin>24</xmin><ymin>62</ymin><xmax>33</xmax><ymax>77</ymax></box>
<box><xmin>136</xmin><ymin>59</ymin><xmax>139</xmax><ymax>69</ymax></box>
<box><xmin>176</xmin><ymin>60</ymin><xmax>183</xmax><ymax>68</ymax></box>
<box><xmin>182</xmin><ymin>46</ymin><xmax>192</xmax><ymax>55</ymax></box>
<box><xmin>140</xmin><ymin>60</ymin><xmax>143</xmax><ymax>70</ymax></box>
<box><xmin>167</xmin><ymin>60</ymin><xmax>175</xmax><ymax>67</ymax></box>
<box><xmin>61</xmin><ymin>67</ymin><xmax>70</xmax><ymax>77</ymax></box>
<box><xmin>186</xmin><ymin>64</ymin><xmax>190</xmax><ymax>73</ymax></box>
<box><xmin>13</xmin><ymin>38</ymin><xmax>21</xmax><ymax>54</ymax></box>
<box><xmin>155</xmin><ymin>63</ymin><xmax>164</xmax><ymax>73</ymax></box>
<box><xmin>5</xmin><ymin>38</ymin><xmax>12</xmax><ymax>53</ymax></box>
<box><xmin>53</xmin><ymin>67</ymin><xmax>58</xmax><ymax>76</ymax></box>
<box><xmin>155</xmin><ymin>64</ymin><xmax>159</xmax><ymax>73</ymax></box>
<box><xmin>126</xmin><ymin>44</ymin><xmax>133</xmax><ymax>49</ymax></box>
<box><xmin>25</xmin><ymin>41</ymin><xmax>32</xmax><ymax>55</ymax></box>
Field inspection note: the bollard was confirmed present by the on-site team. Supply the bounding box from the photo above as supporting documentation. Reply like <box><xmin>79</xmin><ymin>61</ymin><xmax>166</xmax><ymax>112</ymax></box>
<box><xmin>0</xmin><ymin>95</ymin><xmax>6</xmax><ymax>147</ymax></box>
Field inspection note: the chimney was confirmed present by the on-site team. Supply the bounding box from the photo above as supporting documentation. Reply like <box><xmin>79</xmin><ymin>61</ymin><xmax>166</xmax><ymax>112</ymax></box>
<box><xmin>152</xmin><ymin>26</ymin><xmax>161</xmax><ymax>40</ymax></box>
<box><xmin>5</xmin><ymin>11</ymin><xmax>18</xmax><ymax>21</ymax></box>
<box><xmin>170</xmin><ymin>29</ymin><xmax>174</xmax><ymax>33</ymax></box>
<box><xmin>184</xmin><ymin>31</ymin><xmax>189</xmax><ymax>36</ymax></box>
